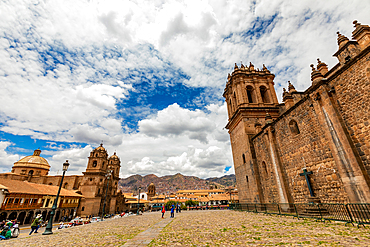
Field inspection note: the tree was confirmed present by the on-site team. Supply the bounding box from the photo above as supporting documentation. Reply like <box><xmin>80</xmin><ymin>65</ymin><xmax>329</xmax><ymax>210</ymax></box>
<box><xmin>165</xmin><ymin>200</ymin><xmax>179</xmax><ymax>208</ymax></box>
<box><xmin>185</xmin><ymin>200</ymin><xmax>198</xmax><ymax>207</ymax></box>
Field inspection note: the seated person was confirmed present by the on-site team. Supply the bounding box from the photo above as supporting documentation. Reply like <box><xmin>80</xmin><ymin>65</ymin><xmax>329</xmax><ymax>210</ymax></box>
<box><xmin>0</xmin><ymin>226</ymin><xmax>11</xmax><ymax>240</ymax></box>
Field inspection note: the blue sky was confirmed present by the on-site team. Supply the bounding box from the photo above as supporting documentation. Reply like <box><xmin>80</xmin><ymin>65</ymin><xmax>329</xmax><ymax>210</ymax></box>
<box><xmin>0</xmin><ymin>0</ymin><xmax>368</xmax><ymax>178</ymax></box>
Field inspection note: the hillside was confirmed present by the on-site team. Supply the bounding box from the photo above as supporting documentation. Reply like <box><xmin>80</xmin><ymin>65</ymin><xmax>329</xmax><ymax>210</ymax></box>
<box><xmin>118</xmin><ymin>173</ymin><xmax>236</xmax><ymax>194</ymax></box>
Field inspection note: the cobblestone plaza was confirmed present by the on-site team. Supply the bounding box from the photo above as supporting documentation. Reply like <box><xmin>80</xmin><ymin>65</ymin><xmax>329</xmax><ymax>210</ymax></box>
<box><xmin>9</xmin><ymin>210</ymin><xmax>370</xmax><ymax>246</ymax></box>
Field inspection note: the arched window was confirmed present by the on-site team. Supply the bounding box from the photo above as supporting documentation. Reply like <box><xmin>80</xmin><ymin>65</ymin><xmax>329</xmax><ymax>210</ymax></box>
<box><xmin>93</xmin><ymin>161</ymin><xmax>97</xmax><ymax>167</ymax></box>
<box><xmin>233</xmin><ymin>92</ymin><xmax>237</xmax><ymax>106</ymax></box>
<box><xmin>95</xmin><ymin>153</ymin><xmax>98</xmax><ymax>157</ymax></box>
<box><xmin>246</xmin><ymin>86</ymin><xmax>255</xmax><ymax>103</ymax></box>
<box><xmin>81</xmin><ymin>206</ymin><xmax>85</xmax><ymax>211</ymax></box>
<box><xmin>261</xmin><ymin>161</ymin><xmax>268</xmax><ymax>175</ymax></box>
<box><xmin>28</xmin><ymin>170</ymin><xmax>34</xmax><ymax>176</ymax></box>
<box><xmin>102</xmin><ymin>162</ymin><xmax>105</xmax><ymax>168</ymax></box>
<box><xmin>260</xmin><ymin>86</ymin><xmax>270</xmax><ymax>103</ymax></box>
<box><xmin>289</xmin><ymin>120</ymin><xmax>300</xmax><ymax>135</ymax></box>
<box><xmin>49</xmin><ymin>183</ymin><xmax>53</xmax><ymax>185</ymax></box>
<box><xmin>98</xmin><ymin>188</ymin><xmax>100</xmax><ymax>194</ymax></box>
<box><xmin>242</xmin><ymin>154</ymin><xmax>246</xmax><ymax>164</ymax></box>
<box><xmin>229</xmin><ymin>99</ymin><xmax>233</xmax><ymax>112</ymax></box>
<box><xmin>63</xmin><ymin>183</ymin><xmax>68</xmax><ymax>189</ymax></box>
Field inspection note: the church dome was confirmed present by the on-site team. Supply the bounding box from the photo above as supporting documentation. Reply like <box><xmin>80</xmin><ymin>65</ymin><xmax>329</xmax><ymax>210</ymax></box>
<box><xmin>95</xmin><ymin>143</ymin><xmax>106</xmax><ymax>151</ymax></box>
<box><xmin>12</xmin><ymin>149</ymin><xmax>50</xmax><ymax>176</ymax></box>
<box><xmin>109</xmin><ymin>152</ymin><xmax>119</xmax><ymax>160</ymax></box>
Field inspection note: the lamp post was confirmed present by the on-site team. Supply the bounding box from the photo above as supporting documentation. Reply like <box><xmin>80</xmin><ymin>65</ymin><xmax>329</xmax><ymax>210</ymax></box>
<box><xmin>43</xmin><ymin>160</ymin><xmax>69</xmax><ymax>235</ymax></box>
<box><xmin>137</xmin><ymin>186</ymin><xmax>141</xmax><ymax>215</ymax></box>
<box><xmin>102</xmin><ymin>166</ymin><xmax>113</xmax><ymax>220</ymax></box>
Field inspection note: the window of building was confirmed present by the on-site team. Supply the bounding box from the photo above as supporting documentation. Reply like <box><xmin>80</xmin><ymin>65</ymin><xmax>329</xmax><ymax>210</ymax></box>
<box><xmin>246</xmin><ymin>86</ymin><xmax>254</xmax><ymax>103</ymax></box>
<box><xmin>90</xmin><ymin>178</ymin><xmax>93</xmax><ymax>182</ymax></box>
<box><xmin>14</xmin><ymin>198</ymin><xmax>19</xmax><ymax>204</ymax></box>
<box><xmin>246</xmin><ymin>176</ymin><xmax>249</xmax><ymax>182</ymax></box>
<box><xmin>98</xmin><ymin>188</ymin><xmax>100</xmax><ymax>194</ymax></box>
<box><xmin>289</xmin><ymin>120</ymin><xmax>300</xmax><ymax>135</ymax></box>
<box><xmin>49</xmin><ymin>183</ymin><xmax>53</xmax><ymax>185</ymax></box>
<box><xmin>260</xmin><ymin>86</ymin><xmax>270</xmax><ymax>103</ymax></box>
<box><xmin>142</xmin><ymin>195</ymin><xmax>144</xmax><ymax>199</ymax></box>
<box><xmin>100</xmin><ymin>179</ymin><xmax>103</xmax><ymax>182</ymax></box>
<box><xmin>261</xmin><ymin>161</ymin><xmax>268</xmax><ymax>175</ymax></box>
<box><xmin>93</xmin><ymin>161</ymin><xmax>97</xmax><ymax>167</ymax></box>
<box><xmin>63</xmin><ymin>183</ymin><xmax>68</xmax><ymax>189</ymax></box>
<box><xmin>242</xmin><ymin>154</ymin><xmax>246</xmax><ymax>164</ymax></box>
<box><xmin>28</xmin><ymin>170</ymin><xmax>34</xmax><ymax>176</ymax></box>
<box><xmin>81</xmin><ymin>206</ymin><xmax>85</xmax><ymax>211</ymax></box>
<box><xmin>102</xmin><ymin>162</ymin><xmax>105</xmax><ymax>168</ymax></box>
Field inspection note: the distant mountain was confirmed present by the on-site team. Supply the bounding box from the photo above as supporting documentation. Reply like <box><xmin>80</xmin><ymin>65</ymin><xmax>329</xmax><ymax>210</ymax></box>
<box><xmin>118</xmin><ymin>173</ymin><xmax>236</xmax><ymax>194</ymax></box>
<box><xmin>205</xmin><ymin>174</ymin><xmax>236</xmax><ymax>187</ymax></box>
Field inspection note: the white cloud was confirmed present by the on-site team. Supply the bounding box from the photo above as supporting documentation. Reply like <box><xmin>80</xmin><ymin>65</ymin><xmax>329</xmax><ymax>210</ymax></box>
<box><xmin>0</xmin><ymin>142</ymin><xmax>20</xmax><ymax>173</ymax></box>
<box><xmin>0</xmin><ymin>0</ymin><xmax>369</xmax><ymax>179</ymax></box>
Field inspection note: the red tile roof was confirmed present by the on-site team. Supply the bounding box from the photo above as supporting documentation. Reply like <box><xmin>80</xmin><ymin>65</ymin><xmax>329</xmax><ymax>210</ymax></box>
<box><xmin>0</xmin><ymin>179</ymin><xmax>82</xmax><ymax>197</ymax></box>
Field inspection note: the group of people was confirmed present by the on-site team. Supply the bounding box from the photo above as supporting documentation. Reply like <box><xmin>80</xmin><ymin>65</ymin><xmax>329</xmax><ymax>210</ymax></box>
<box><xmin>0</xmin><ymin>220</ymin><xmax>18</xmax><ymax>240</ymax></box>
<box><xmin>161</xmin><ymin>203</ymin><xmax>182</xmax><ymax>218</ymax></box>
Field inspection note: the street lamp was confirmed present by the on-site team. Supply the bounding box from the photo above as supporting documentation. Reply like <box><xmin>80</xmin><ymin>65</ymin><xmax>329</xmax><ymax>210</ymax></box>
<box><xmin>43</xmin><ymin>160</ymin><xmax>69</xmax><ymax>235</ymax></box>
<box><xmin>102</xmin><ymin>166</ymin><xmax>113</xmax><ymax>220</ymax></box>
<box><xmin>137</xmin><ymin>186</ymin><xmax>141</xmax><ymax>215</ymax></box>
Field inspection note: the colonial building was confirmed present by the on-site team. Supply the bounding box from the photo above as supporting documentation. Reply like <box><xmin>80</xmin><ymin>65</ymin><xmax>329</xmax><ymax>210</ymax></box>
<box><xmin>0</xmin><ymin>144</ymin><xmax>122</xmax><ymax>222</ymax></box>
<box><xmin>223</xmin><ymin>20</ymin><xmax>370</xmax><ymax>204</ymax></box>
<box><xmin>0</xmin><ymin>178</ymin><xmax>82</xmax><ymax>225</ymax></box>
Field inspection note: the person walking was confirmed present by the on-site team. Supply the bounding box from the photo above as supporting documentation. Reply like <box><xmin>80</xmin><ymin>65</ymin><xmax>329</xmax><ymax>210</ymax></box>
<box><xmin>170</xmin><ymin>204</ymin><xmax>175</xmax><ymax>218</ymax></box>
<box><xmin>29</xmin><ymin>214</ymin><xmax>42</xmax><ymax>235</ymax></box>
<box><xmin>161</xmin><ymin>205</ymin><xmax>165</xmax><ymax>218</ymax></box>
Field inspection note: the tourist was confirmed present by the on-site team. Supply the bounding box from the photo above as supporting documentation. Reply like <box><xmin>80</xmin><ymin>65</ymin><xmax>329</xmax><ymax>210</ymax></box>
<box><xmin>170</xmin><ymin>204</ymin><xmax>175</xmax><ymax>218</ymax></box>
<box><xmin>161</xmin><ymin>205</ymin><xmax>165</xmax><ymax>218</ymax></box>
<box><xmin>29</xmin><ymin>214</ymin><xmax>42</xmax><ymax>235</ymax></box>
<box><xmin>0</xmin><ymin>226</ymin><xmax>11</xmax><ymax>240</ymax></box>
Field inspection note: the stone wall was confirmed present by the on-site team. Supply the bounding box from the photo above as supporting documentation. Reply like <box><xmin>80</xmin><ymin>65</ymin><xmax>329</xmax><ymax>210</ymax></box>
<box><xmin>271</xmin><ymin>98</ymin><xmax>348</xmax><ymax>203</ymax></box>
<box><xmin>329</xmin><ymin>50</ymin><xmax>370</xmax><ymax>178</ymax></box>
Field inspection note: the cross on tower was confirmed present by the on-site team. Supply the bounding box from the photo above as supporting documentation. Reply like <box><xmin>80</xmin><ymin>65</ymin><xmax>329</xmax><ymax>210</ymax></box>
<box><xmin>299</xmin><ymin>168</ymin><xmax>314</xmax><ymax>197</ymax></box>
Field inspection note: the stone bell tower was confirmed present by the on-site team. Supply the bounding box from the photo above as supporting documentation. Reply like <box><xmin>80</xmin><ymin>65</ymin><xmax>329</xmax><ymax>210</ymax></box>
<box><xmin>223</xmin><ymin>63</ymin><xmax>280</xmax><ymax>203</ymax></box>
<box><xmin>79</xmin><ymin>144</ymin><xmax>110</xmax><ymax>216</ymax></box>
<box><xmin>107</xmin><ymin>152</ymin><xmax>121</xmax><ymax>213</ymax></box>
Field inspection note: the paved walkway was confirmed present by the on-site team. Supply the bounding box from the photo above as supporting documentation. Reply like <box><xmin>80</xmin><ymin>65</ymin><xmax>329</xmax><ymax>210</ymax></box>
<box><xmin>123</xmin><ymin>217</ymin><xmax>173</xmax><ymax>246</ymax></box>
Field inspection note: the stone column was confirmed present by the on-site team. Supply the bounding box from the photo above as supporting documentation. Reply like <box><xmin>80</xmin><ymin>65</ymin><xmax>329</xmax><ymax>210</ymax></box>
<box><xmin>263</xmin><ymin>128</ymin><xmax>291</xmax><ymax>203</ymax></box>
<box><xmin>311</xmin><ymin>87</ymin><xmax>370</xmax><ymax>203</ymax></box>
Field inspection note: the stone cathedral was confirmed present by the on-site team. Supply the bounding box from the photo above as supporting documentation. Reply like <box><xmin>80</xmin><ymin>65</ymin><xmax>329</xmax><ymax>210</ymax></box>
<box><xmin>224</xmin><ymin>20</ymin><xmax>370</xmax><ymax>204</ymax></box>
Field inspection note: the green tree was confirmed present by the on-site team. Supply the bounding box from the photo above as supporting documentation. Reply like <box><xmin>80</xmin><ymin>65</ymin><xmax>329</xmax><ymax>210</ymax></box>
<box><xmin>185</xmin><ymin>200</ymin><xmax>198</xmax><ymax>207</ymax></box>
<box><xmin>165</xmin><ymin>200</ymin><xmax>179</xmax><ymax>208</ymax></box>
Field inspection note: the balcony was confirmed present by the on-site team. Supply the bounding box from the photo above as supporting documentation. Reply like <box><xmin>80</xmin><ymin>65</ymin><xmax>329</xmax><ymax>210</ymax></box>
<box><xmin>58</xmin><ymin>202</ymin><xmax>79</xmax><ymax>208</ymax></box>
<box><xmin>1</xmin><ymin>202</ymin><xmax>43</xmax><ymax>211</ymax></box>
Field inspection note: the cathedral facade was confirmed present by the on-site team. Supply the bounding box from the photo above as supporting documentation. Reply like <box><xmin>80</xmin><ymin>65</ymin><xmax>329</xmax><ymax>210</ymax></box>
<box><xmin>224</xmin><ymin>20</ymin><xmax>370</xmax><ymax>204</ymax></box>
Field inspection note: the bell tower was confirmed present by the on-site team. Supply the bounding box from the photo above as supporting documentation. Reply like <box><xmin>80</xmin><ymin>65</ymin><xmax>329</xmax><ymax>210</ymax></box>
<box><xmin>223</xmin><ymin>62</ymin><xmax>279</xmax><ymax>133</ymax></box>
<box><xmin>80</xmin><ymin>143</ymin><xmax>110</xmax><ymax>216</ymax></box>
<box><xmin>223</xmin><ymin>63</ymin><xmax>280</xmax><ymax>203</ymax></box>
<box><xmin>106</xmin><ymin>152</ymin><xmax>121</xmax><ymax>213</ymax></box>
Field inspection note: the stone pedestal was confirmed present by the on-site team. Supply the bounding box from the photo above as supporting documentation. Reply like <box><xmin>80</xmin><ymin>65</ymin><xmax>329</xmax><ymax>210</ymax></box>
<box><xmin>307</xmin><ymin>196</ymin><xmax>321</xmax><ymax>204</ymax></box>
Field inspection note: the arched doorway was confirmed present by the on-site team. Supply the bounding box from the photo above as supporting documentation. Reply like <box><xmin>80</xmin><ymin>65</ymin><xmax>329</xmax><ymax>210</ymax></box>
<box><xmin>24</xmin><ymin>211</ymin><xmax>34</xmax><ymax>225</ymax></box>
<box><xmin>0</xmin><ymin>212</ymin><xmax>7</xmax><ymax>222</ymax></box>
<box><xmin>55</xmin><ymin>210</ymin><xmax>60</xmax><ymax>222</ymax></box>
<box><xmin>46</xmin><ymin>211</ymin><xmax>51</xmax><ymax>222</ymax></box>
<box><xmin>42</xmin><ymin>211</ymin><xmax>47</xmax><ymax>220</ymax></box>
<box><xmin>17</xmin><ymin>211</ymin><xmax>26</xmax><ymax>225</ymax></box>
<box><xmin>8</xmin><ymin>212</ymin><xmax>17</xmax><ymax>220</ymax></box>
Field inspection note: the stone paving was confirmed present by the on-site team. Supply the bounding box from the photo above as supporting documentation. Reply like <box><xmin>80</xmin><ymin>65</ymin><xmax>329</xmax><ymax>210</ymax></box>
<box><xmin>149</xmin><ymin>210</ymin><xmax>370</xmax><ymax>246</ymax></box>
<box><xmin>7</xmin><ymin>213</ymin><xmax>162</xmax><ymax>246</ymax></box>
<box><xmin>3</xmin><ymin>210</ymin><xmax>370</xmax><ymax>246</ymax></box>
